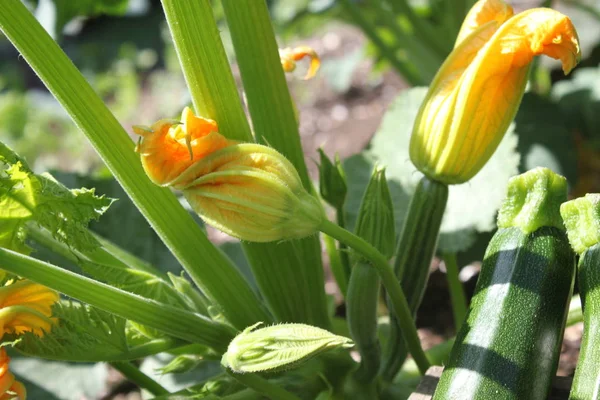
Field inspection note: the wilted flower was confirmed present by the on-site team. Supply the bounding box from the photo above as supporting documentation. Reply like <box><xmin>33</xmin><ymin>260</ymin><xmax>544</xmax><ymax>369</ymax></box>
<box><xmin>0</xmin><ymin>349</ymin><xmax>25</xmax><ymax>400</ymax></box>
<box><xmin>0</xmin><ymin>280</ymin><xmax>58</xmax><ymax>336</ymax></box>
<box><xmin>410</xmin><ymin>0</ymin><xmax>580</xmax><ymax>185</ymax></box>
<box><xmin>279</xmin><ymin>46</ymin><xmax>320</xmax><ymax>80</ymax></box>
<box><xmin>135</xmin><ymin>109</ymin><xmax>324</xmax><ymax>242</ymax></box>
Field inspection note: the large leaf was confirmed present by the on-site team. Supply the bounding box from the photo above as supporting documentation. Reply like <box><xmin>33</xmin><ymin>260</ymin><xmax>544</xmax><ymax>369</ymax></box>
<box><xmin>346</xmin><ymin>87</ymin><xmax>521</xmax><ymax>253</ymax></box>
<box><xmin>0</xmin><ymin>143</ymin><xmax>113</xmax><ymax>254</ymax></box>
<box><xmin>13</xmin><ymin>301</ymin><xmax>130</xmax><ymax>361</ymax></box>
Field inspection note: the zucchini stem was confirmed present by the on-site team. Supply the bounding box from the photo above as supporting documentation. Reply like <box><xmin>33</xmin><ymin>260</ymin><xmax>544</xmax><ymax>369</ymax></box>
<box><xmin>318</xmin><ymin>220</ymin><xmax>430</xmax><ymax>374</ymax></box>
<box><xmin>442</xmin><ymin>252</ymin><xmax>468</xmax><ymax>330</ymax></box>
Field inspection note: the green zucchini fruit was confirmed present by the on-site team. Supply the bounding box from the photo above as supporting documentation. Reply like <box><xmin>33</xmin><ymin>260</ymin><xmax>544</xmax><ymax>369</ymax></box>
<box><xmin>561</xmin><ymin>194</ymin><xmax>600</xmax><ymax>400</ymax></box>
<box><xmin>434</xmin><ymin>168</ymin><xmax>576</xmax><ymax>400</ymax></box>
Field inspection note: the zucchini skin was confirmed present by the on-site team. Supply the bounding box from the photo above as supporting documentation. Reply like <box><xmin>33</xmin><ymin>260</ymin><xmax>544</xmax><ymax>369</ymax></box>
<box><xmin>570</xmin><ymin>243</ymin><xmax>600</xmax><ymax>400</ymax></box>
<box><xmin>433</xmin><ymin>226</ymin><xmax>575</xmax><ymax>400</ymax></box>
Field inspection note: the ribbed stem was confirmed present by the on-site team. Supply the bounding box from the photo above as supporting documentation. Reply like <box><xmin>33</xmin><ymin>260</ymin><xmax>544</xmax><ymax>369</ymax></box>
<box><xmin>222</xmin><ymin>0</ymin><xmax>329</xmax><ymax>328</ymax></box>
<box><xmin>347</xmin><ymin>263</ymin><xmax>381</xmax><ymax>383</ymax></box>
<box><xmin>336</xmin><ymin>206</ymin><xmax>352</xmax><ymax>288</ymax></box>
<box><xmin>570</xmin><ymin>244</ymin><xmax>600</xmax><ymax>400</ymax></box>
<box><xmin>382</xmin><ymin>176</ymin><xmax>448</xmax><ymax>381</ymax></box>
<box><xmin>319</xmin><ymin>220</ymin><xmax>430</xmax><ymax>374</ymax></box>
<box><xmin>227</xmin><ymin>371</ymin><xmax>302</xmax><ymax>400</ymax></box>
<box><xmin>442</xmin><ymin>252</ymin><xmax>468</xmax><ymax>330</ymax></box>
<box><xmin>324</xmin><ymin>233</ymin><xmax>348</xmax><ymax>297</ymax></box>
<box><xmin>0</xmin><ymin>249</ymin><xmax>234</xmax><ymax>352</ymax></box>
<box><xmin>0</xmin><ymin>0</ymin><xmax>268</xmax><ymax>330</ymax></box>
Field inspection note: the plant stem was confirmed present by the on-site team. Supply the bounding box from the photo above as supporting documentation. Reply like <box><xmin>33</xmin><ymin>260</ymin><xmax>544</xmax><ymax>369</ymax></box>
<box><xmin>160</xmin><ymin>0</ymin><xmax>252</xmax><ymax>141</ymax></box>
<box><xmin>221</xmin><ymin>0</ymin><xmax>330</xmax><ymax>328</ymax></box>
<box><xmin>339</xmin><ymin>0</ymin><xmax>424</xmax><ymax>85</ymax></box>
<box><xmin>227</xmin><ymin>371</ymin><xmax>302</xmax><ymax>400</ymax></box>
<box><xmin>336</xmin><ymin>205</ymin><xmax>352</xmax><ymax>288</ymax></box>
<box><xmin>318</xmin><ymin>220</ymin><xmax>430</xmax><ymax>374</ymax></box>
<box><xmin>0</xmin><ymin>0</ymin><xmax>268</xmax><ymax>330</ymax></box>
<box><xmin>442</xmin><ymin>252</ymin><xmax>468</xmax><ymax>330</ymax></box>
<box><xmin>111</xmin><ymin>361</ymin><xmax>169</xmax><ymax>396</ymax></box>
<box><xmin>0</xmin><ymin>248</ymin><xmax>234</xmax><ymax>352</ymax></box>
<box><xmin>323</xmin><ymin>233</ymin><xmax>348</xmax><ymax>297</ymax></box>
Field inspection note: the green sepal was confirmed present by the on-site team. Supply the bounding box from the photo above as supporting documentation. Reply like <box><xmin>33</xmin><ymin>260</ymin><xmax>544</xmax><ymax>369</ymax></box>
<box><xmin>560</xmin><ymin>194</ymin><xmax>600</xmax><ymax>255</ymax></box>
<box><xmin>318</xmin><ymin>149</ymin><xmax>348</xmax><ymax>210</ymax></box>
<box><xmin>221</xmin><ymin>322</ymin><xmax>354</xmax><ymax>374</ymax></box>
<box><xmin>497</xmin><ymin>167</ymin><xmax>567</xmax><ymax>234</ymax></box>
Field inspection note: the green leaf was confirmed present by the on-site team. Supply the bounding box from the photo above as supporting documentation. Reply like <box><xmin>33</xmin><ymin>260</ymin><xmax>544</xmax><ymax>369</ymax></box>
<box><xmin>0</xmin><ymin>143</ymin><xmax>113</xmax><ymax>254</ymax></box>
<box><xmin>12</xmin><ymin>301</ymin><xmax>130</xmax><ymax>361</ymax></box>
<box><xmin>347</xmin><ymin>87</ymin><xmax>521</xmax><ymax>253</ymax></box>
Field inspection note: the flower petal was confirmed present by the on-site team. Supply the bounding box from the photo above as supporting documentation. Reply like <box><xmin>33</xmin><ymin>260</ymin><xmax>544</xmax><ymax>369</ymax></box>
<box><xmin>455</xmin><ymin>0</ymin><xmax>514</xmax><ymax>48</ymax></box>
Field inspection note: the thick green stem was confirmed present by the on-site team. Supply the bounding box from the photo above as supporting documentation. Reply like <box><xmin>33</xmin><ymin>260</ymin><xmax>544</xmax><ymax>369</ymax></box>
<box><xmin>160</xmin><ymin>0</ymin><xmax>252</xmax><ymax>141</ymax></box>
<box><xmin>336</xmin><ymin>206</ymin><xmax>352</xmax><ymax>288</ymax></box>
<box><xmin>318</xmin><ymin>220</ymin><xmax>430</xmax><ymax>374</ymax></box>
<box><xmin>0</xmin><ymin>249</ymin><xmax>234</xmax><ymax>352</ymax></box>
<box><xmin>0</xmin><ymin>0</ymin><xmax>268</xmax><ymax>330</ymax></box>
<box><xmin>347</xmin><ymin>263</ymin><xmax>381</xmax><ymax>383</ymax></box>
<box><xmin>382</xmin><ymin>176</ymin><xmax>448</xmax><ymax>381</ymax></box>
<box><xmin>442</xmin><ymin>252</ymin><xmax>468</xmax><ymax>330</ymax></box>
<box><xmin>570</xmin><ymin>245</ymin><xmax>600</xmax><ymax>399</ymax></box>
<box><xmin>227</xmin><ymin>371</ymin><xmax>302</xmax><ymax>400</ymax></box>
<box><xmin>323</xmin><ymin>233</ymin><xmax>348</xmax><ymax>297</ymax></box>
<box><xmin>111</xmin><ymin>361</ymin><xmax>169</xmax><ymax>396</ymax></box>
<box><xmin>339</xmin><ymin>0</ymin><xmax>424</xmax><ymax>85</ymax></box>
<box><xmin>221</xmin><ymin>0</ymin><xmax>329</xmax><ymax>328</ymax></box>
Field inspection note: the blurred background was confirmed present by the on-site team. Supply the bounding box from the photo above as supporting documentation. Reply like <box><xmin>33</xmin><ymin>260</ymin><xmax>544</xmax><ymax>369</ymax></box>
<box><xmin>2</xmin><ymin>0</ymin><xmax>600</xmax><ymax>398</ymax></box>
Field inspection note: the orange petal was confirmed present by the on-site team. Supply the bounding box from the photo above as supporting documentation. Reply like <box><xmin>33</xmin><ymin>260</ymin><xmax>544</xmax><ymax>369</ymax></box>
<box><xmin>455</xmin><ymin>0</ymin><xmax>514</xmax><ymax>47</ymax></box>
<box><xmin>279</xmin><ymin>46</ymin><xmax>320</xmax><ymax>80</ymax></box>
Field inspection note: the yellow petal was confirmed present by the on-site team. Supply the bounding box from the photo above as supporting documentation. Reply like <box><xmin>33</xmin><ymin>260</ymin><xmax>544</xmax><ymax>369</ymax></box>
<box><xmin>411</xmin><ymin>6</ymin><xmax>580</xmax><ymax>184</ymax></box>
<box><xmin>455</xmin><ymin>0</ymin><xmax>513</xmax><ymax>47</ymax></box>
<box><xmin>279</xmin><ymin>46</ymin><xmax>321</xmax><ymax>80</ymax></box>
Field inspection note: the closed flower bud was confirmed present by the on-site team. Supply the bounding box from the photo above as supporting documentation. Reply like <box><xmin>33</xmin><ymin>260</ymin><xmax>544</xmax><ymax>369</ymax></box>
<box><xmin>318</xmin><ymin>149</ymin><xmax>347</xmax><ymax>210</ymax></box>
<box><xmin>410</xmin><ymin>0</ymin><xmax>580</xmax><ymax>185</ymax></box>
<box><xmin>135</xmin><ymin>109</ymin><xmax>324</xmax><ymax>242</ymax></box>
<box><xmin>221</xmin><ymin>322</ymin><xmax>353</xmax><ymax>373</ymax></box>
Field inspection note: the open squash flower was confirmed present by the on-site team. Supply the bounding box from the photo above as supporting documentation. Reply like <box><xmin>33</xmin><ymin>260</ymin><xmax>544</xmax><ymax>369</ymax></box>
<box><xmin>135</xmin><ymin>108</ymin><xmax>324</xmax><ymax>242</ymax></box>
<box><xmin>0</xmin><ymin>280</ymin><xmax>58</xmax><ymax>337</ymax></box>
<box><xmin>279</xmin><ymin>46</ymin><xmax>320</xmax><ymax>80</ymax></box>
<box><xmin>0</xmin><ymin>348</ymin><xmax>25</xmax><ymax>400</ymax></box>
<box><xmin>410</xmin><ymin>0</ymin><xmax>580</xmax><ymax>185</ymax></box>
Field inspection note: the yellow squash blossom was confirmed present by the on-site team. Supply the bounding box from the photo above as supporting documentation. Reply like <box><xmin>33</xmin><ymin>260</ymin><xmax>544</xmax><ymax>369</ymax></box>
<box><xmin>279</xmin><ymin>46</ymin><xmax>320</xmax><ymax>80</ymax></box>
<box><xmin>410</xmin><ymin>0</ymin><xmax>580</xmax><ymax>185</ymax></box>
<box><xmin>0</xmin><ymin>280</ymin><xmax>58</xmax><ymax>336</ymax></box>
<box><xmin>135</xmin><ymin>108</ymin><xmax>324</xmax><ymax>242</ymax></box>
<box><xmin>0</xmin><ymin>349</ymin><xmax>25</xmax><ymax>400</ymax></box>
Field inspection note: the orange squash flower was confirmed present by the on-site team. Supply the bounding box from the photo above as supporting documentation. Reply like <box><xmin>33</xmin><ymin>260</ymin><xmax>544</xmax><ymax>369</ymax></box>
<box><xmin>410</xmin><ymin>0</ymin><xmax>580</xmax><ymax>185</ymax></box>
<box><xmin>0</xmin><ymin>349</ymin><xmax>25</xmax><ymax>400</ymax></box>
<box><xmin>0</xmin><ymin>280</ymin><xmax>58</xmax><ymax>337</ymax></box>
<box><xmin>135</xmin><ymin>109</ymin><xmax>324</xmax><ymax>242</ymax></box>
<box><xmin>279</xmin><ymin>46</ymin><xmax>320</xmax><ymax>80</ymax></box>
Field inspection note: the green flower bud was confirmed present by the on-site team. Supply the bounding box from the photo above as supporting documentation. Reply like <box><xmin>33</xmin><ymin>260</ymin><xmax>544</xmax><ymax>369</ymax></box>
<box><xmin>354</xmin><ymin>166</ymin><xmax>396</xmax><ymax>258</ymax></box>
<box><xmin>318</xmin><ymin>149</ymin><xmax>347</xmax><ymax>209</ymax></box>
<box><xmin>159</xmin><ymin>355</ymin><xmax>203</xmax><ymax>374</ymax></box>
<box><xmin>221</xmin><ymin>322</ymin><xmax>353</xmax><ymax>374</ymax></box>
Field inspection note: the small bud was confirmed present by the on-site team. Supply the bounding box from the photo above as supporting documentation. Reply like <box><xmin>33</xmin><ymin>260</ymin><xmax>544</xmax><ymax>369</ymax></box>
<box><xmin>497</xmin><ymin>167</ymin><xmax>567</xmax><ymax>234</ymax></box>
<box><xmin>159</xmin><ymin>355</ymin><xmax>204</xmax><ymax>374</ymax></box>
<box><xmin>560</xmin><ymin>194</ymin><xmax>600</xmax><ymax>255</ymax></box>
<box><xmin>318</xmin><ymin>149</ymin><xmax>347</xmax><ymax>210</ymax></box>
<box><xmin>221</xmin><ymin>322</ymin><xmax>353</xmax><ymax>373</ymax></box>
<box><xmin>354</xmin><ymin>167</ymin><xmax>396</xmax><ymax>258</ymax></box>
<box><xmin>279</xmin><ymin>46</ymin><xmax>320</xmax><ymax>80</ymax></box>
